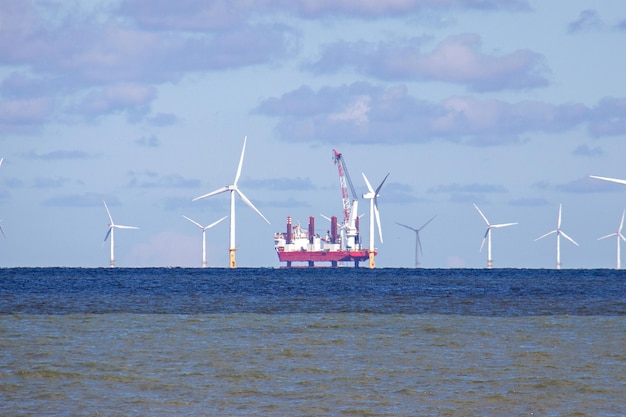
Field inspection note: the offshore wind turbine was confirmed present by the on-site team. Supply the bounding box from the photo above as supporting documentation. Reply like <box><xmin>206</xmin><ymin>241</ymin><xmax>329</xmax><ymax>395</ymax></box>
<box><xmin>396</xmin><ymin>215</ymin><xmax>436</xmax><ymax>268</ymax></box>
<box><xmin>183</xmin><ymin>215</ymin><xmax>227</xmax><ymax>268</ymax></box>
<box><xmin>193</xmin><ymin>136</ymin><xmax>270</xmax><ymax>268</ymax></box>
<box><xmin>534</xmin><ymin>204</ymin><xmax>578</xmax><ymax>269</ymax></box>
<box><xmin>473</xmin><ymin>204</ymin><xmax>517</xmax><ymax>269</ymax></box>
<box><xmin>361</xmin><ymin>172</ymin><xmax>389</xmax><ymax>269</ymax></box>
<box><xmin>103</xmin><ymin>200</ymin><xmax>139</xmax><ymax>267</ymax></box>
<box><xmin>597</xmin><ymin>209</ymin><xmax>626</xmax><ymax>269</ymax></box>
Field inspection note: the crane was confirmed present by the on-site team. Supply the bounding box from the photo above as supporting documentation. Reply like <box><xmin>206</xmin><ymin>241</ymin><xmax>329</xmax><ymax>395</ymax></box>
<box><xmin>332</xmin><ymin>149</ymin><xmax>360</xmax><ymax>249</ymax></box>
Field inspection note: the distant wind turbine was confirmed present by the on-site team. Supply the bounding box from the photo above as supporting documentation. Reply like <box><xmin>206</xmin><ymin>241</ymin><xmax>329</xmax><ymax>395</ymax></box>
<box><xmin>103</xmin><ymin>200</ymin><xmax>139</xmax><ymax>268</ymax></box>
<box><xmin>597</xmin><ymin>209</ymin><xmax>626</xmax><ymax>269</ymax></box>
<box><xmin>396</xmin><ymin>215</ymin><xmax>436</xmax><ymax>268</ymax></box>
<box><xmin>193</xmin><ymin>136</ymin><xmax>270</xmax><ymax>268</ymax></box>
<box><xmin>183</xmin><ymin>215</ymin><xmax>227</xmax><ymax>268</ymax></box>
<box><xmin>473</xmin><ymin>204</ymin><xmax>517</xmax><ymax>269</ymax></box>
<box><xmin>534</xmin><ymin>204</ymin><xmax>578</xmax><ymax>269</ymax></box>
<box><xmin>361</xmin><ymin>172</ymin><xmax>389</xmax><ymax>269</ymax></box>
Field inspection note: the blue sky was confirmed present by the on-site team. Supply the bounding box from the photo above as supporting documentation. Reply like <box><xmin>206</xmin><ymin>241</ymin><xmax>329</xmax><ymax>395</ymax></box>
<box><xmin>1</xmin><ymin>0</ymin><xmax>626</xmax><ymax>268</ymax></box>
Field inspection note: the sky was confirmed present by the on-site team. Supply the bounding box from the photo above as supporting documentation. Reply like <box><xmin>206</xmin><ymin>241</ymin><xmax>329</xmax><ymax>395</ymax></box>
<box><xmin>1</xmin><ymin>0</ymin><xmax>626</xmax><ymax>269</ymax></box>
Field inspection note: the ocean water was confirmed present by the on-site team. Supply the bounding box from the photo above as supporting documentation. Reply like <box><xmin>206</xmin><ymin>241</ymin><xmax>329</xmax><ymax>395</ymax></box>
<box><xmin>1</xmin><ymin>268</ymin><xmax>625</xmax><ymax>416</ymax></box>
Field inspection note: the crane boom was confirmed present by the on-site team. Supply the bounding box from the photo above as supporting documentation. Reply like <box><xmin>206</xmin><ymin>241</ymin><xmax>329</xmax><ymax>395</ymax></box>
<box><xmin>332</xmin><ymin>149</ymin><xmax>357</xmax><ymax>224</ymax></box>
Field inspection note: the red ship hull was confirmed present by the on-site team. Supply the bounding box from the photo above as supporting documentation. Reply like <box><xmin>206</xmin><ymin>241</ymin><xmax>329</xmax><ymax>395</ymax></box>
<box><xmin>276</xmin><ymin>248</ymin><xmax>375</xmax><ymax>267</ymax></box>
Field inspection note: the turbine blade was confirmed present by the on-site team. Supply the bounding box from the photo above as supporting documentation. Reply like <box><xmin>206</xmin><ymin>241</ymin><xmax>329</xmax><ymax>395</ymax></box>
<box><xmin>598</xmin><ymin>233</ymin><xmax>616</xmax><ymax>241</ymax></box>
<box><xmin>361</xmin><ymin>172</ymin><xmax>374</xmax><ymax>193</ymax></box>
<box><xmin>418</xmin><ymin>215</ymin><xmax>437</xmax><ymax>231</ymax></box>
<box><xmin>0</xmin><ymin>225</ymin><xmax>5</xmax><ymax>238</ymax></box>
<box><xmin>492</xmin><ymin>222</ymin><xmax>518</xmax><ymax>228</ymax></box>
<box><xmin>206</xmin><ymin>215</ymin><xmax>228</xmax><ymax>229</ymax></box>
<box><xmin>620</xmin><ymin>233</ymin><xmax>626</xmax><ymax>243</ymax></box>
<box><xmin>234</xmin><ymin>136</ymin><xmax>247</xmax><ymax>186</ymax></box>
<box><xmin>557</xmin><ymin>204</ymin><xmax>562</xmax><ymax>229</ymax></box>
<box><xmin>473</xmin><ymin>204</ymin><xmax>489</xmax><ymax>226</ymax></box>
<box><xmin>395</xmin><ymin>222</ymin><xmax>417</xmax><ymax>232</ymax></box>
<box><xmin>620</xmin><ymin>209</ymin><xmax>626</xmax><ymax>233</ymax></box>
<box><xmin>479</xmin><ymin>236</ymin><xmax>486</xmax><ymax>253</ymax></box>
<box><xmin>115</xmin><ymin>225</ymin><xmax>139</xmax><ymax>230</ymax></box>
<box><xmin>416</xmin><ymin>234</ymin><xmax>423</xmax><ymax>255</ymax></box>
<box><xmin>103</xmin><ymin>200</ymin><xmax>114</xmax><ymax>224</ymax></box>
<box><xmin>183</xmin><ymin>215</ymin><xmax>203</xmax><ymax>229</ymax></box>
<box><xmin>560</xmin><ymin>230</ymin><xmax>579</xmax><ymax>246</ymax></box>
<box><xmin>534</xmin><ymin>230</ymin><xmax>557</xmax><ymax>241</ymax></box>
<box><xmin>320</xmin><ymin>214</ymin><xmax>331</xmax><ymax>222</ymax></box>
<box><xmin>236</xmin><ymin>189</ymin><xmax>270</xmax><ymax>224</ymax></box>
<box><xmin>374</xmin><ymin>202</ymin><xmax>383</xmax><ymax>243</ymax></box>
<box><xmin>0</xmin><ymin>157</ymin><xmax>3</xmax><ymax>168</ymax></box>
<box><xmin>589</xmin><ymin>175</ymin><xmax>626</xmax><ymax>185</ymax></box>
<box><xmin>192</xmin><ymin>186</ymin><xmax>229</xmax><ymax>201</ymax></box>
<box><xmin>375</xmin><ymin>173</ymin><xmax>390</xmax><ymax>195</ymax></box>
<box><xmin>103</xmin><ymin>228</ymin><xmax>112</xmax><ymax>242</ymax></box>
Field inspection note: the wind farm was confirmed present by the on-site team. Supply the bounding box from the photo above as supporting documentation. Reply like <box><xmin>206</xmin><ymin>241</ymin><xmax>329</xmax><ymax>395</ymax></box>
<box><xmin>5</xmin><ymin>144</ymin><xmax>626</xmax><ymax>270</ymax></box>
<box><xmin>103</xmin><ymin>200</ymin><xmax>139</xmax><ymax>268</ymax></box>
<box><xmin>534</xmin><ymin>204</ymin><xmax>579</xmax><ymax>270</ymax></box>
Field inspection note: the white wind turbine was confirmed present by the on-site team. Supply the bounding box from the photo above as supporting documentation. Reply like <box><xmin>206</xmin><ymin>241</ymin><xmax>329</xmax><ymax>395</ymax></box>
<box><xmin>396</xmin><ymin>215</ymin><xmax>436</xmax><ymax>268</ymax></box>
<box><xmin>183</xmin><ymin>215</ymin><xmax>227</xmax><ymax>268</ymax></box>
<box><xmin>473</xmin><ymin>204</ymin><xmax>517</xmax><ymax>268</ymax></box>
<box><xmin>361</xmin><ymin>172</ymin><xmax>389</xmax><ymax>269</ymax></box>
<box><xmin>597</xmin><ymin>209</ymin><xmax>626</xmax><ymax>269</ymax></box>
<box><xmin>103</xmin><ymin>200</ymin><xmax>139</xmax><ymax>267</ymax></box>
<box><xmin>534</xmin><ymin>204</ymin><xmax>578</xmax><ymax>269</ymax></box>
<box><xmin>193</xmin><ymin>136</ymin><xmax>269</xmax><ymax>268</ymax></box>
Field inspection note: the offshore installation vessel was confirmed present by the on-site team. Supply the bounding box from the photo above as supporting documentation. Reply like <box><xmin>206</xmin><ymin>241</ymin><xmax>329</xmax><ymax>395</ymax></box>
<box><xmin>273</xmin><ymin>150</ymin><xmax>376</xmax><ymax>268</ymax></box>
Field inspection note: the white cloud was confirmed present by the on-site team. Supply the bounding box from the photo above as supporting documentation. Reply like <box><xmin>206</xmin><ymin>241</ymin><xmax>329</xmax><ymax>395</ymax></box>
<box><xmin>307</xmin><ymin>34</ymin><xmax>549</xmax><ymax>91</ymax></box>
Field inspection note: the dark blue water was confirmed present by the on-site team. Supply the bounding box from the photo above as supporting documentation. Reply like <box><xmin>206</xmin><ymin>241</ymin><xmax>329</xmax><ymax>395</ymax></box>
<box><xmin>1</xmin><ymin>267</ymin><xmax>625</xmax><ymax>315</ymax></box>
<box><xmin>2</xmin><ymin>268</ymin><xmax>625</xmax><ymax>416</ymax></box>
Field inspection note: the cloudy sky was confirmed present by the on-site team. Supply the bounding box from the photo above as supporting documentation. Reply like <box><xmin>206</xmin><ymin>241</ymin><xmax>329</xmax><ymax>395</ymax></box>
<box><xmin>1</xmin><ymin>0</ymin><xmax>626</xmax><ymax>268</ymax></box>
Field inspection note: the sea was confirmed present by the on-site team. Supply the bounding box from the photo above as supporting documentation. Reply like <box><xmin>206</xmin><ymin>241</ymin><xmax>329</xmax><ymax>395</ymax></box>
<box><xmin>1</xmin><ymin>267</ymin><xmax>625</xmax><ymax>417</ymax></box>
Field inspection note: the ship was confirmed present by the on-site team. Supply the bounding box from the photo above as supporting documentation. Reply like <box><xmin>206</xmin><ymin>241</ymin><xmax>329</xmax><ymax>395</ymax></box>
<box><xmin>273</xmin><ymin>150</ymin><xmax>379</xmax><ymax>268</ymax></box>
<box><xmin>274</xmin><ymin>215</ymin><xmax>374</xmax><ymax>268</ymax></box>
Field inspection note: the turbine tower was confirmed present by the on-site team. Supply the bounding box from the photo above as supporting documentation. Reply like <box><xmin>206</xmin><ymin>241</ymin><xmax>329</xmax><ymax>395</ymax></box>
<box><xmin>473</xmin><ymin>204</ymin><xmax>517</xmax><ymax>269</ymax></box>
<box><xmin>183</xmin><ymin>215</ymin><xmax>227</xmax><ymax>268</ymax></box>
<box><xmin>361</xmin><ymin>172</ymin><xmax>389</xmax><ymax>269</ymax></box>
<box><xmin>193</xmin><ymin>136</ymin><xmax>270</xmax><ymax>268</ymax></box>
<box><xmin>396</xmin><ymin>215</ymin><xmax>436</xmax><ymax>268</ymax></box>
<box><xmin>534</xmin><ymin>204</ymin><xmax>578</xmax><ymax>269</ymax></box>
<box><xmin>103</xmin><ymin>200</ymin><xmax>139</xmax><ymax>268</ymax></box>
<box><xmin>597</xmin><ymin>209</ymin><xmax>626</xmax><ymax>269</ymax></box>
